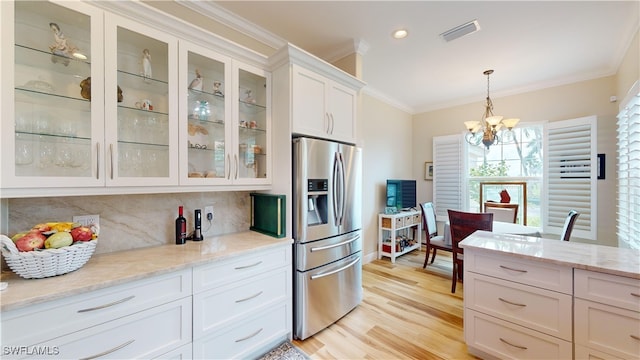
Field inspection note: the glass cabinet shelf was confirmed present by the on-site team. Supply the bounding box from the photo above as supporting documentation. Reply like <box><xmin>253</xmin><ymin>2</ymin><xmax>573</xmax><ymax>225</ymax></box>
<box><xmin>15</xmin><ymin>44</ymin><xmax>91</xmax><ymax>77</ymax></box>
<box><xmin>117</xmin><ymin>69</ymin><xmax>168</xmax><ymax>95</ymax></box>
<box><xmin>16</xmin><ymin>87</ymin><xmax>90</xmax><ymax>106</ymax></box>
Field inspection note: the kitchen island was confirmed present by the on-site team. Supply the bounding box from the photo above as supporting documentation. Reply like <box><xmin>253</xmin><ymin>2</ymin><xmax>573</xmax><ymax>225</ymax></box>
<box><xmin>1</xmin><ymin>231</ymin><xmax>293</xmax><ymax>359</ymax></box>
<box><xmin>460</xmin><ymin>231</ymin><xmax>640</xmax><ymax>360</ymax></box>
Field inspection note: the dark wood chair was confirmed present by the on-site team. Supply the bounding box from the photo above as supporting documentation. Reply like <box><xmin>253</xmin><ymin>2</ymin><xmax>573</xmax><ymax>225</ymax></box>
<box><xmin>420</xmin><ymin>202</ymin><xmax>451</xmax><ymax>268</ymax></box>
<box><xmin>561</xmin><ymin>210</ymin><xmax>580</xmax><ymax>241</ymax></box>
<box><xmin>484</xmin><ymin>202</ymin><xmax>519</xmax><ymax>224</ymax></box>
<box><xmin>448</xmin><ymin>209</ymin><xmax>493</xmax><ymax>293</ymax></box>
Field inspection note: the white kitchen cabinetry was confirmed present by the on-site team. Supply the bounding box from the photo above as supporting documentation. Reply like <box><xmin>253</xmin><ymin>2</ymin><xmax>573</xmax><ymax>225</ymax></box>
<box><xmin>104</xmin><ymin>13</ymin><xmax>179</xmax><ymax>187</ymax></box>
<box><xmin>292</xmin><ymin>64</ymin><xmax>357</xmax><ymax>143</ymax></box>
<box><xmin>464</xmin><ymin>251</ymin><xmax>573</xmax><ymax>359</ymax></box>
<box><xmin>1</xmin><ymin>2</ymin><xmax>180</xmax><ymax>192</ymax></box>
<box><xmin>1</xmin><ymin>270</ymin><xmax>192</xmax><ymax>359</ymax></box>
<box><xmin>1</xmin><ymin>1</ymin><xmax>105</xmax><ymax>189</ymax></box>
<box><xmin>179</xmin><ymin>41</ymin><xmax>271</xmax><ymax>186</ymax></box>
<box><xmin>377</xmin><ymin>210</ymin><xmax>421</xmax><ymax>263</ymax></box>
<box><xmin>574</xmin><ymin>269</ymin><xmax>640</xmax><ymax>359</ymax></box>
<box><xmin>270</xmin><ymin>44</ymin><xmax>365</xmax><ymax>145</ymax></box>
<box><xmin>2</xmin><ymin>0</ymin><xmax>272</xmax><ymax>197</ymax></box>
<box><xmin>192</xmin><ymin>246</ymin><xmax>292</xmax><ymax>359</ymax></box>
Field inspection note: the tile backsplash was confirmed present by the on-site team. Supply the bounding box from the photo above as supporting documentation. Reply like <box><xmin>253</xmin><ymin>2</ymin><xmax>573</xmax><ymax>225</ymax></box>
<box><xmin>7</xmin><ymin>191</ymin><xmax>252</xmax><ymax>255</ymax></box>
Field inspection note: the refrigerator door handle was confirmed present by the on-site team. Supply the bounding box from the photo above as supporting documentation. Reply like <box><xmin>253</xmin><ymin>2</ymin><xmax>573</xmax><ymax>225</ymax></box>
<box><xmin>310</xmin><ymin>256</ymin><xmax>360</xmax><ymax>280</ymax></box>
<box><xmin>332</xmin><ymin>152</ymin><xmax>341</xmax><ymax>225</ymax></box>
<box><xmin>337</xmin><ymin>152</ymin><xmax>346</xmax><ymax>226</ymax></box>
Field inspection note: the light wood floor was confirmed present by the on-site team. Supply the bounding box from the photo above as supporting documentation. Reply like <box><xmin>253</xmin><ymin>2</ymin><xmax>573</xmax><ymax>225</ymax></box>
<box><xmin>292</xmin><ymin>247</ymin><xmax>479</xmax><ymax>360</ymax></box>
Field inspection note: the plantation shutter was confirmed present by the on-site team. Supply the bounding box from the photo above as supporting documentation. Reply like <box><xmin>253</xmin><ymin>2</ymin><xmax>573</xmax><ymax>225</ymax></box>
<box><xmin>433</xmin><ymin>134</ymin><xmax>465</xmax><ymax>221</ymax></box>
<box><xmin>617</xmin><ymin>82</ymin><xmax>640</xmax><ymax>249</ymax></box>
<box><xmin>544</xmin><ymin>115</ymin><xmax>597</xmax><ymax>240</ymax></box>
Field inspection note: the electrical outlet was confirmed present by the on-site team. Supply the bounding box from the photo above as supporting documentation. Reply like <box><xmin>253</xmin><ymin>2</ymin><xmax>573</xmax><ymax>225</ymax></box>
<box><xmin>73</xmin><ymin>214</ymin><xmax>100</xmax><ymax>227</ymax></box>
<box><xmin>204</xmin><ymin>206</ymin><xmax>214</xmax><ymax>221</ymax></box>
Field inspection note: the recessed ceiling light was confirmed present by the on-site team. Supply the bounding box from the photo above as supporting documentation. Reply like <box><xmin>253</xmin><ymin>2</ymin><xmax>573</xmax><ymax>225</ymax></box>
<box><xmin>392</xmin><ymin>29</ymin><xmax>408</xmax><ymax>39</ymax></box>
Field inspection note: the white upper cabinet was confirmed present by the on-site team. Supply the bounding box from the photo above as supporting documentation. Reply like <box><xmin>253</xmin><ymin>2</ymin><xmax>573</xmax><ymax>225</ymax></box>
<box><xmin>104</xmin><ymin>13</ymin><xmax>179</xmax><ymax>187</ymax></box>
<box><xmin>1</xmin><ymin>1</ymin><xmax>271</xmax><ymax>197</ymax></box>
<box><xmin>271</xmin><ymin>44</ymin><xmax>364</xmax><ymax>145</ymax></box>
<box><xmin>292</xmin><ymin>64</ymin><xmax>357</xmax><ymax>143</ymax></box>
<box><xmin>1</xmin><ymin>1</ymin><xmax>105</xmax><ymax>189</ymax></box>
<box><xmin>178</xmin><ymin>41</ymin><xmax>271</xmax><ymax>186</ymax></box>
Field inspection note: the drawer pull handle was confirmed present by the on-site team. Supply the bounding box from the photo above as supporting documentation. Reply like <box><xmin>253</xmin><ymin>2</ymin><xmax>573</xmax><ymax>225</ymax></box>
<box><xmin>235</xmin><ymin>328</ymin><xmax>263</xmax><ymax>342</ymax></box>
<box><xmin>498</xmin><ymin>297</ymin><xmax>527</xmax><ymax>307</ymax></box>
<box><xmin>235</xmin><ymin>261</ymin><xmax>262</xmax><ymax>270</ymax></box>
<box><xmin>311</xmin><ymin>234</ymin><xmax>360</xmax><ymax>252</ymax></box>
<box><xmin>79</xmin><ymin>339</ymin><xmax>135</xmax><ymax>360</ymax></box>
<box><xmin>499</xmin><ymin>337</ymin><xmax>528</xmax><ymax>350</ymax></box>
<box><xmin>499</xmin><ymin>265</ymin><xmax>528</xmax><ymax>273</ymax></box>
<box><xmin>77</xmin><ymin>295</ymin><xmax>135</xmax><ymax>313</ymax></box>
<box><xmin>631</xmin><ymin>335</ymin><xmax>640</xmax><ymax>341</ymax></box>
<box><xmin>631</xmin><ymin>293</ymin><xmax>640</xmax><ymax>298</ymax></box>
<box><xmin>236</xmin><ymin>291</ymin><xmax>263</xmax><ymax>303</ymax></box>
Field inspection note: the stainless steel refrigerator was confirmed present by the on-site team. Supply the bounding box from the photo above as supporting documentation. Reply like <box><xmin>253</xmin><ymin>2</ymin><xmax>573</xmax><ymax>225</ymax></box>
<box><xmin>292</xmin><ymin>137</ymin><xmax>363</xmax><ymax>340</ymax></box>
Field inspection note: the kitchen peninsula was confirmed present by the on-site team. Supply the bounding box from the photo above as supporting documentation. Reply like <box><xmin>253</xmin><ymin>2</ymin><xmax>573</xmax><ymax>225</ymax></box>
<box><xmin>1</xmin><ymin>232</ymin><xmax>292</xmax><ymax>359</ymax></box>
<box><xmin>461</xmin><ymin>231</ymin><xmax>640</xmax><ymax>360</ymax></box>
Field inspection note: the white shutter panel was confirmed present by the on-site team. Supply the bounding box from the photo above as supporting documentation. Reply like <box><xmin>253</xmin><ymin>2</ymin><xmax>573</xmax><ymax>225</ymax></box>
<box><xmin>433</xmin><ymin>135</ymin><xmax>464</xmax><ymax>221</ymax></box>
<box><xmin>617</xmin><ymin>82</ymin><xmax>640</xmax><ymax>249</ymax></box>
<box><xmin>544</xmin><ymin>115</ymin><xmax>597</xmax><ymax>240</ymax></box>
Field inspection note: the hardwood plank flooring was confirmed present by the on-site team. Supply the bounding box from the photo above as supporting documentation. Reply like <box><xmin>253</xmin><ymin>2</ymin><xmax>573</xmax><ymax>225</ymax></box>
<box><xmin>292</xmin><ymin>248</ymin><xmax>479</xmax><ymax>359</ymax></box>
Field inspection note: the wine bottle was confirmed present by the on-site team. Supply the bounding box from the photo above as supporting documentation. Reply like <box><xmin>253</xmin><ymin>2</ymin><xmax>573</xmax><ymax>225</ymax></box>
<box><xmin>175</xmin><ymin>206</ymin><xmax>187</xmax><ymax>245</ymax></box>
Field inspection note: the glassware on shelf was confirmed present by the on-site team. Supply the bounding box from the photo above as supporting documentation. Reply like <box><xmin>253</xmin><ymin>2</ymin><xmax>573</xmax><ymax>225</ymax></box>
<box><xmin>191</xmin><ymin>100</ymin><xmax>211</xmax><ymax>121</ymax></box>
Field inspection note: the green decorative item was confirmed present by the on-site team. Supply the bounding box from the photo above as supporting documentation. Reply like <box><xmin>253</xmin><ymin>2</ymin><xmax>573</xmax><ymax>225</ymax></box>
<box><xmin>250</xmin><ymin>193</ymin><xmax>286</xmax><ymax>238</ymax></box>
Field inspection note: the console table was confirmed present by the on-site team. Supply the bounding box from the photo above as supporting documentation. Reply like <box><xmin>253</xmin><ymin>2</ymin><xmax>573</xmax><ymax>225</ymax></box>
<box><xmin>377</xmin><ymin>210</ymin><xmax>421</xmax><ymax>263</ymax></box>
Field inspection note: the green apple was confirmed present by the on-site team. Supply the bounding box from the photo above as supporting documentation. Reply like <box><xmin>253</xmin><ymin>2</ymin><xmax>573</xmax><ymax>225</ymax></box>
<box><xmin>44</xmin><ymin>232</ymin><xmax>73</xmax><ymax>249</ymax></box>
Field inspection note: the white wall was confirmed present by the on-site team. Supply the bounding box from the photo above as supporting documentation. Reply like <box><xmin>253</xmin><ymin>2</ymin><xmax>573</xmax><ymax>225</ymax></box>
<box><xmin>359</xmin><ymin>93</ymin><xmax>413</xmax><ymax>261</ymax></box>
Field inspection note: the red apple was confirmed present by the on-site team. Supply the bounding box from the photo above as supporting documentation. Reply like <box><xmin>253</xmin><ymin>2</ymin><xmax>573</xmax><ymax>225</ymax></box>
<box><xmin>70</xmin><ymin>226</ymin><xmax>93</xmax><ymax>241</ymax></box>
<box><xmin>15</xmin><ymin>232</ymin><xmax>46</xmax><ymax>251</ymax></box>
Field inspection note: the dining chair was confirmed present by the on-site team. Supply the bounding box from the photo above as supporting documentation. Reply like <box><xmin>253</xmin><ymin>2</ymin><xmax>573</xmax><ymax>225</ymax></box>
<box><xmin>484</xmin><ymin>202</ymin><xmax>519</xmax><ymax>224</ymax></box>
<box><xmin>420</xmin><ymin>202</ymin><xmax>451</xmax><ymax>268</ymax></box>
<box><xmin>448</xmin><ymin>210</ymin><xmax>493</xmax><ymax>293</ymax></box>
<box><xmin>560</xmin><ymin>210</ymin><xmax>580</xmax><ymax>241</ymax></box>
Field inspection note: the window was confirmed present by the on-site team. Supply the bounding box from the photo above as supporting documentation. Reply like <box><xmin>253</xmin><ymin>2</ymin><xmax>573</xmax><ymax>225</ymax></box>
<box><xmin>467</xmin><ymin>124</ymin><xmax>543</xmax><ymax>226</ymax></box>
<box><xmin>433</xmin><ymin>117</ymin><xmax>597</xmax><ymax>239</ymax></box>
<box><xmin>617</xmin><ymin>81</ymin><xmax>640</xmax><ymax>249</ymax></box>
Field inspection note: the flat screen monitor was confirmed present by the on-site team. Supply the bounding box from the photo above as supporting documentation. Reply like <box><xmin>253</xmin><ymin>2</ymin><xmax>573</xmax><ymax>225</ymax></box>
<box><xmin>386</xmin><ymin>179</ymin><xmax>416</xmax><ymax>211</ymax></box>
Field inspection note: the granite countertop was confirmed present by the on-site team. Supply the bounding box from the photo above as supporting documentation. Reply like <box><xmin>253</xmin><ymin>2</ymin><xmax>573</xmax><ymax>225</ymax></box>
<box><xmin>460</xmin><ymin>230</ymin><xmax>640</xmax><ymax>279</ymax></box>
<box><xmin>0</xmin><ymin>231</ymin><xmax>293</xmax><ymax>312</ymax></box>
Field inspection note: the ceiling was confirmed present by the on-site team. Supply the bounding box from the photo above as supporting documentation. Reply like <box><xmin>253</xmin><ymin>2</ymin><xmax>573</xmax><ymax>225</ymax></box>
<box><xmin>213</xmin><ymin>1</ymin><xmax>639</xmax><ymax>114</ymax></box>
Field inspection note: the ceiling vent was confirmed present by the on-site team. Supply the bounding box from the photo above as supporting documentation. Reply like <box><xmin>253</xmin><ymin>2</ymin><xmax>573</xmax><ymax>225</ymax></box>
<box><xmin>440</xmin><ymin>20</ymin><xmax>481</xmax><ymax>42</ymax></box>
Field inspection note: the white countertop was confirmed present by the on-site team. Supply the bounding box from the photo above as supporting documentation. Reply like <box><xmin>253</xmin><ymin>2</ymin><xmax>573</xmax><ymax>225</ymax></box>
<box><xmin>460</xmin><ymin>230</ymin><xmax>640</xmax><ymax>279</ymax></box>
<box><xmin>0</xmin><ymin>231</ymin><xmax>293</xmax><ymax>312</ymax></box>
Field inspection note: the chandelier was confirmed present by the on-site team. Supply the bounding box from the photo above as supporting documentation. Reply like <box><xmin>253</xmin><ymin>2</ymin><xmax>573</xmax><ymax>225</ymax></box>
<box><xmin>464</xmin><ymin>69</ymin><xmax>520</xmax><ymax>149</ymax></box>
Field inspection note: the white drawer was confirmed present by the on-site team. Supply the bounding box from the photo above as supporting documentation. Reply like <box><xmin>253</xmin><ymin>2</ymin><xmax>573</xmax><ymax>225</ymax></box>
<box><xmin>574</xmin><ymin>298</ymin><xmax>640</xmax><ymax>359</ymax></box>
<box><xmin>193</xmin><ymin>266</ymin><xmax>288</xmax><ymax>339</ymax></box>
<box><xmin>575</xmin><ymin>344</ymin><xmax>624</xmax><ymax>360</ymax></box>
<box><xmin>465</xmin><ymin>252</ymin><xmax>572</xmax><ymax>294</ymax></box>
<box><xmin>1</xmin><ymin>269</ymin><xmax>192</xmax><ymax>347</ymax></box>
<box><xmin>574</xmin><ymin>269</ymin><xmax>640</xmax><ymax>312</ymax></box>
<box><xmin>465</xmin><ymin>272</ymin><xmax>572</xmax><ymax>340</ymax></box>
<box><xmin>193</xmin><ymin>246</ymin><xmax>290</xmax><ymax>293</ymax></box>
<box><xmin>11</xmin><ymin>298</ymin><xmax>192</xmax><ymax>360</ymax></box>
<box><xmin>193</xmin><ymin>303</ymin><xmax>289</xmax><ymax>360</ymax></box>
<box><xmin>464</xmin><ymin>308</ymin><xmax>573</xmax><ymax>360</ymax></box>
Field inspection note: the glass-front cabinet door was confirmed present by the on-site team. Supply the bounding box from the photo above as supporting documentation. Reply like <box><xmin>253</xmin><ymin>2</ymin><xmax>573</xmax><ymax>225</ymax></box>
<box><xmin>234</xmin><ymin>63</ymin><xmax>270</xmax><ymax>184</ymax></box>
<box><xmin>179</xmin><ymin>41</ymin><xmax>232</xmax><ymax>185</ymax></box>
<box><xmin>104</xmin><ymin>14</ymin><xmax>178</xmax><ymax>186</ymax></box>
<box><xmin>1</xmin><ymin>1</ymin><xmax>104</xmax><ymax>188</ymax></box>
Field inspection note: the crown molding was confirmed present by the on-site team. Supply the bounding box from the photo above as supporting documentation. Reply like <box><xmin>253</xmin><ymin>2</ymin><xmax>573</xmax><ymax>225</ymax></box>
<box><xmin>176</xmin><ymin>1</ymin><xmax>287</xmax><ymax>50</ymax></box>
<box><xmin>91</xmin><ymin>0</ymin><xmax>268</xmax><ymax>67</ymax></box>
<box><xmin>361</xmin><ymin>86</ymin><xmax>414</xmax><ymax>114</ymax></box>
<box><xmin>324</xmin><ymin>38</ymin><xmax>370</xmax><ymax>63</ymax></box>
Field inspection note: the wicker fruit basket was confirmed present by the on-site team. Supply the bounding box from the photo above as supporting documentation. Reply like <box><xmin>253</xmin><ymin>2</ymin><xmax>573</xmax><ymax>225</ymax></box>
<box><xmin>1</xmin><ymin>235</ymin><xmax>97</xmax><ymax>279</ymax></box>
